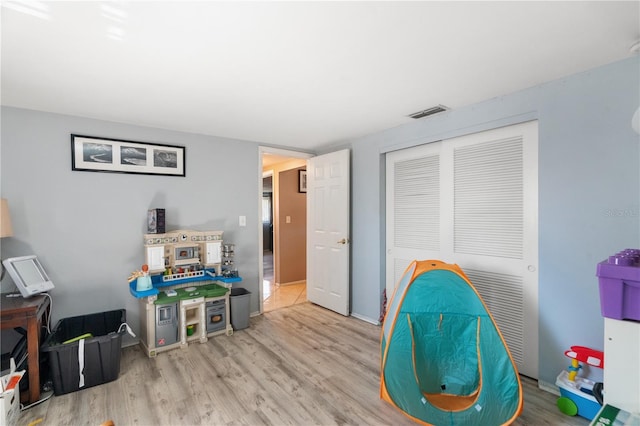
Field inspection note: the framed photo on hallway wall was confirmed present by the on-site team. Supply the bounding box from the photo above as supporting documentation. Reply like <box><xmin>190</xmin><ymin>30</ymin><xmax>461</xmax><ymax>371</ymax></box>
<box><xmin>299</xmin><ymin>169</ymin><xmax>307</xmax><ymax>193</ymax></box>
<box><xmin>71</xmin><ymin>134</ymin><xmax>185</xmax><ymax>176</ymax></box>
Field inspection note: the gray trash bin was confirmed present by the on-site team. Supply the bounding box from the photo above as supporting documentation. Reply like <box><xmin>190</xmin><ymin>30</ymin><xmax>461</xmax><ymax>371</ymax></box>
<box><xmin>230</xmin><ymin>287</ymin><xmax>251</xmax><ymax>330</ymax></box>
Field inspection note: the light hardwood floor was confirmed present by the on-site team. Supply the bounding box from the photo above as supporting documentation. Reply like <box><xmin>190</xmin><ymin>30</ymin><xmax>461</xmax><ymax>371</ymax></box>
<box><xmin>263</xmin><ymin>282</ymin><xmax>306</xmax><ymax>312</ymax></box>
<box><xmin>21</xmin><ymin>302</ymin><xmax>588</xmax><ymax>425</ymax></box>
<box><xmin>263</xmin><ymin>251</ymin><xmax>306</xmax><ymax>312</ymax></box>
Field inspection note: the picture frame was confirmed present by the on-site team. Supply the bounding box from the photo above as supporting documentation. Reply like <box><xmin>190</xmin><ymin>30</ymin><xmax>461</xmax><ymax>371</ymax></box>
<box><xmin>299</xmin><ymin>169</ymin><xmax>307</xmax><ymax>193</ymax></box>
<box><xmin>71</xmin><ymin>134</ymin><xmax>185</xmax><ymax>176</ymax></box>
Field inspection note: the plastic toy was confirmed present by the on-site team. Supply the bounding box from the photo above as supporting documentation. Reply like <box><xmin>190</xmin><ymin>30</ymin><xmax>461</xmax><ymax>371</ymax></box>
<box><xmin>565</xmin><ymin>346</ymin><xmax>604</xmax><ymax>380</ymax></box>
<box><xmin>128</xmin><ymin>264</ymin><xmax>153</xmax><ymax>291</ymax></box>
<box><xmin>556</xmin><ymin>346</ymin><xmax>605</xmax><ymax>420</ymax></box>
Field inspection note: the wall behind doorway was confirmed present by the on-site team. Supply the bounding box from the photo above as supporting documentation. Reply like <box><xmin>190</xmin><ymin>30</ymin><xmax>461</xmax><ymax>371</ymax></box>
<box><xmin>262</xmin><ymin>158</ymin><xmax>307</xmax><ymax>286</ymax></box>
<box><xmin>277</xmin><ymin>167</ymin><xmax>307</xmax><ymax>285</ymax></box>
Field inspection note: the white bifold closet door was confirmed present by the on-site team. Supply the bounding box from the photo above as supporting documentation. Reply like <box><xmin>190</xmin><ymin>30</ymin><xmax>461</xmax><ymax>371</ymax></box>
<box><xmin>385</xmin><ymin>120</ymin><xmax>539</xmax><ymax>379</ymax></box>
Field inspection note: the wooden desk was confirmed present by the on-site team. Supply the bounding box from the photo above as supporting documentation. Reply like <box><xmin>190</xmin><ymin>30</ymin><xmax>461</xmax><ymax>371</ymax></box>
<box><xmin>0</xmin><ymin>294</ymin><xmax>50</xmax><ymax>404</ymax></box>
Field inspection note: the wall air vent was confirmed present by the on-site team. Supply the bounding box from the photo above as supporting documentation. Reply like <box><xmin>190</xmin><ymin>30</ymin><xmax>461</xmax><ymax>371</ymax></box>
<box><xmin>408</xmin><ymin>105</ymin><xmax>449</xmax><ymax>119</ymax></box>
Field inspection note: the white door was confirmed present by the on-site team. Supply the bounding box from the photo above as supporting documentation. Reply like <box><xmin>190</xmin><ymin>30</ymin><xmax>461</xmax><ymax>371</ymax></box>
<box><xmin>307</xmin><ymin>149</ymin><xmax>350</xmax><ymax>316</ymax></box>
<box><xmin>386</xmin><ymin>121</ymin><xmax>539</xmax><ymax>378</ymax></box>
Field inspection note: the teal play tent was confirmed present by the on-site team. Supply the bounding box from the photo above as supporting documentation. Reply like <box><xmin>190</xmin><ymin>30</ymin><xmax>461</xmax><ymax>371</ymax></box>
<box><xmin>380</xmin><ymin>260</ymin><xmax>523</xmax><ymax>425</ymax></box>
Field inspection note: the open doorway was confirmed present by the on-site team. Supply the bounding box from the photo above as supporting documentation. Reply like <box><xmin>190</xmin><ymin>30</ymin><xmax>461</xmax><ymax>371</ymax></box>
<box><xmin>259</xmin><ymin>148</ymin><xmax>313</xmax><ymax>313</ymax></box>
<box><xmin>261</xmin><ymin>172</ymin><xmax>277</xmax><ymax>306</ymax></box>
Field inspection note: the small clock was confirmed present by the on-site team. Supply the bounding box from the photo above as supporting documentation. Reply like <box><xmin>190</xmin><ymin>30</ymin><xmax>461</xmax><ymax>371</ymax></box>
<box><xmin>180</xmin><ymin>234</ymin><xmax>188</xmax><ymax>242</ymax></box>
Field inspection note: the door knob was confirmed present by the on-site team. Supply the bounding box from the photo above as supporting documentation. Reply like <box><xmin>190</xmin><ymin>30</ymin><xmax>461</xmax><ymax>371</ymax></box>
<box><xmin>337</xmin><ymin>238</ymin><xmax>349</xmax><ymax>245</ymax></box>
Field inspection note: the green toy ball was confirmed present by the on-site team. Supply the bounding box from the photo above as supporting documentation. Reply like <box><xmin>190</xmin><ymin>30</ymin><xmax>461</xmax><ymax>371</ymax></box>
<box><xmin>557</xmin><ymin>396</ymin><xmax>578</xmax><ymax>416</ymax></box>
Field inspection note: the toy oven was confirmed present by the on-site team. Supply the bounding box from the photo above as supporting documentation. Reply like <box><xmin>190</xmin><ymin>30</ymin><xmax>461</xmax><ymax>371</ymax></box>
<box><xmin>206</xmin><ymin>299</ymin><xmax>226</xmax><ymax>333</ymax></box>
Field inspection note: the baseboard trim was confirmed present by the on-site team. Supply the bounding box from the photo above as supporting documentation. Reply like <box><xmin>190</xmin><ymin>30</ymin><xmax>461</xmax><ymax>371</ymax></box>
<box><xmin>277</xmin><ymin>280</ymin><xmax>306</xmax><ymax>286</ymax></box>
<box><xmin>538</xmin><ymin>379</ymin><xmax>560</xmax><ymax>396</ymax></box>
<box><xmin>351</xmin><ymin>312</ymin><xmax>380</xmax><ymax>326</ymax></box>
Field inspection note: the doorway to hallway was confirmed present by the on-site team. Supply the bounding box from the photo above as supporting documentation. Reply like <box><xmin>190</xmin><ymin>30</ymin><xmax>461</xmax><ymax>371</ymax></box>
<box><xmin>260</xmin><ymin>148</ymin><xmax>312</xmax><ymax>313</ymax></box>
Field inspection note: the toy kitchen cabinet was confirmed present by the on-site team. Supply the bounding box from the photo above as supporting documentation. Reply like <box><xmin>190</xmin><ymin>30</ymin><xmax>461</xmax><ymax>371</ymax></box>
<box><xmin>131</xmin><ymin>230</ymin><xmax>241</xmax><ymax>357</ymax></box>
<box><xmin>144</xmin><ymin>229</ymin><xmax>223</xmax><ymax>276</ymax></box>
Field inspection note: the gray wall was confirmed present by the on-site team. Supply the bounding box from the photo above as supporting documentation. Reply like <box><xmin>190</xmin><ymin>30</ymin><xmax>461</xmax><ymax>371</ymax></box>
<box><xmin>347</xmin><ymin>56</ymin><xmax>639</xmax><ymax>385</ymax></box>
<box><xmin>1</xmin><ymin>109</ymin><xmax>261</xmax><ymax>345</ymax></box>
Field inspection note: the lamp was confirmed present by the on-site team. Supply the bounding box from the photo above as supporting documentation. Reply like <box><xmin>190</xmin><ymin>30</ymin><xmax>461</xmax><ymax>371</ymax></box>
<box><xmin>1</xmin><ymin>198</ymin><xmax>14</xmax><ymax>238</ymax></box>
<box><xmin>1</xmin><ymin>198</ymin><xmax>14</xmax><ymax>281</ymax></box>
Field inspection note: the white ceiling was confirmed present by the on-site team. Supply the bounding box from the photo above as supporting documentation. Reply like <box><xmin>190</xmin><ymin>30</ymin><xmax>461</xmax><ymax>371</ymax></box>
<box><xmin>2</xmin><ymin>1</ymin><xmax>639</xmax><ymax>152</ymax></box>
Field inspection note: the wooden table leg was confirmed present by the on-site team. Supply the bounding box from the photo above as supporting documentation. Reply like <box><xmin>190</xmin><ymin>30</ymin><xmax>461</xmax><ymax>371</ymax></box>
<box><xmin>1</xmin><ymin>294</ymin><xmax>49</xmax><ymax>404</ymax></box>
<box><xmin>26</xmin><ymin>315</ymin><xmax>41</xmax><ymax>404</ymax></box>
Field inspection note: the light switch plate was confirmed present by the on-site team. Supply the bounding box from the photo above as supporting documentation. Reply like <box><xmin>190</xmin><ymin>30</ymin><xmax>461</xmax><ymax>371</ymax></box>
<box><xmin>239</xmin><ymin>215</ymin><xmax>246</xmax><ymax>227</ymax></box>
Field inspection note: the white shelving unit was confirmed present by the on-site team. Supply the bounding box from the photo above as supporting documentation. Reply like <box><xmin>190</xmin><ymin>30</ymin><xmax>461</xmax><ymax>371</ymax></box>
<box><xmin>604</xmin><ymin>318</ymin><xmax>640</xmax><ymax>414</ymax></box>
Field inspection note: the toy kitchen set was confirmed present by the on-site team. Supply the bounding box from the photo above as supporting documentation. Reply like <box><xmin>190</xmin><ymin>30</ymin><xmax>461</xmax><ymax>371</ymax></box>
<box><xmin>129</xmin><ymin>227</ymin><xmax>241</xmax><ymax>357</ymax></box>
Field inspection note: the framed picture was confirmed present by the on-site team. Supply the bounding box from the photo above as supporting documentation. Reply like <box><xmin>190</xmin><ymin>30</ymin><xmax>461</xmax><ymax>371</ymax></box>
<box><xmin>299</xmin><ymin>169</ymin><xmax>307</xmax><ymax>193</ymax></box>
<box><xmin>71</xmin><ymin>134</ymin><xmax>185</xmax><ymax>177</ymax></box>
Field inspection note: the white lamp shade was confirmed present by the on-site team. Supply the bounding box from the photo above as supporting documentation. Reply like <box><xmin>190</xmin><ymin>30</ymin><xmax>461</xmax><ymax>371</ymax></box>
<box><xmin>1</xmin><ymin>198</ymin><xmax>14</xmax><ymax>238</ymax></box>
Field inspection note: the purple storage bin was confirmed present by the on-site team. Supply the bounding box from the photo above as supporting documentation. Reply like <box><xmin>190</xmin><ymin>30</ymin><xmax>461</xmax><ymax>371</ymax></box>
<box><xmin>596</xmin><ymin>251</ymin><xmax>640</xmax><ymax>321</ymax></box>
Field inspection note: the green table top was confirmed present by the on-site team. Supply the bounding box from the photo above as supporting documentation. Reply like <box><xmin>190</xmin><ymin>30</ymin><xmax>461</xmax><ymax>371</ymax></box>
<box><xmin>154</xmin><ymin>283</ymin><xmax>229</xmax><ymax>304</ymax></box>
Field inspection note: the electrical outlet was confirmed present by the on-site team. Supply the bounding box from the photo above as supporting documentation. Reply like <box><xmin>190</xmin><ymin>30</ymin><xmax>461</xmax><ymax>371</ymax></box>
<box><xmin>286</xmin><ymin>216</ymin><xmax>291</xmax><ymax>224</ymax></box>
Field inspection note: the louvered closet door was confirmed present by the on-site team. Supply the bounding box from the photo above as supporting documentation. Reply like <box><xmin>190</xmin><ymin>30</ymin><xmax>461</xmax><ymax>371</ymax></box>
<box><xmin>386</xmin><ymin>120</ymin><xmax>538</xmax><ymax>379</ymax></box>
<box><xmin>385</xmin><ymin>141</ymin><xmax>442</xmax><ymax>303</ymax></box>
